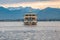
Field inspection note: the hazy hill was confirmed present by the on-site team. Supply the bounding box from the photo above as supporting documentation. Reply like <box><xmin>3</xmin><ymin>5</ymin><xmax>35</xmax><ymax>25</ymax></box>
<box><xmin>0</xmin><ymin>7</ymin><xmax>60</xmax><ymax>21</ymax></box>
<box><xmin>38</xmin><ymin>7</ymin><xmax>60</xmax><ymax>20</ymax></box>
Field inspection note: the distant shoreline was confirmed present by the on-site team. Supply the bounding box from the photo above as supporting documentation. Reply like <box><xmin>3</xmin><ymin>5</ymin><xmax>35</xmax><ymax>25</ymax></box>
<box><xmin>0</xmin><ymin>20</ymin><xmax>60</xmax><ymax>22</ymax></box>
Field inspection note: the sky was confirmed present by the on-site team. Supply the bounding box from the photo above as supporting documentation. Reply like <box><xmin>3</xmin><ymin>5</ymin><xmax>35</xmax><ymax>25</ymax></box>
<box><xmin>0</xmin><ymin>0</ymin><xmax>60</xmax><ymax>9</ymax></box>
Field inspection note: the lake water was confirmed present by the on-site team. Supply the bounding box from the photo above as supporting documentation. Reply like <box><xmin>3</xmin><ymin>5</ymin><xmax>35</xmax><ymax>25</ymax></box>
<box><xmin>0</xmin><ymin>21</ymin><xmax>60</xmax><ymax>40</ymax></box>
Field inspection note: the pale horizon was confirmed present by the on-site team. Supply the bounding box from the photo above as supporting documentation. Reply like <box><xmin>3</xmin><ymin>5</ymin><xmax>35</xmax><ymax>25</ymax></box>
<box><xmin>0</xmin><ymin>0</ymin><xmax>60</xmax><ymax>9</ymax></box>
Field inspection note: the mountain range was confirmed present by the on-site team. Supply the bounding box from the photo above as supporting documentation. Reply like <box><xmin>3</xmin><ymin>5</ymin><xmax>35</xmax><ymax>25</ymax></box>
<box><xmin>0</xmin><ymin>6</ymin><xmax>60</xmax><ymax>21</ymax></box>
